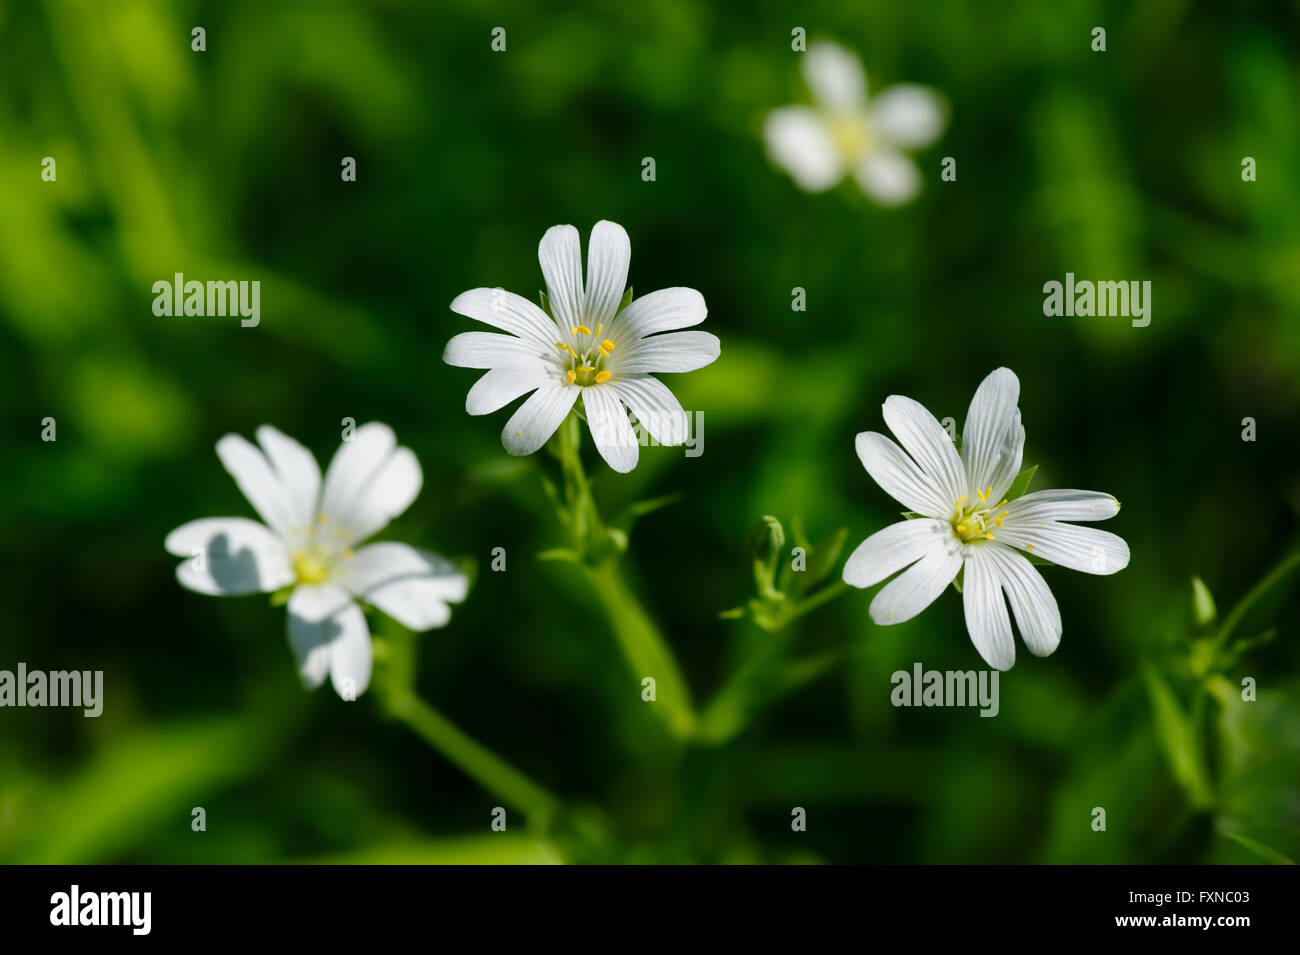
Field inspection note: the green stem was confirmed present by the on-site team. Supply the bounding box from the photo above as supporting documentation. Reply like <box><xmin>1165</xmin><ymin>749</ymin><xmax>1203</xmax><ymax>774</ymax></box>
<box><xmin>698</xmin><ymin>579</ymin><xmax>850</xmax><ymax>744</ymax></box>
<box><xmin>381</xmin><ymin>686</ymin><xmax>562</xmax><ymax>824</ymax></box>
<box><xmin>552</xmin><ymin>410</ymin><xmax>696</xmax><ymax>738</ymax></box>
<box><xmin>584</xmin><ymin>559</ymin><xmax>697</xmax><ymax>737</ymax></box>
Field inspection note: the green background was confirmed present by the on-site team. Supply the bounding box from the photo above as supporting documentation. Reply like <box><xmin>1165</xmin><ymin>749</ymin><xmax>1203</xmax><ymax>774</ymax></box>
<box><xmin>1</xmin><ymin>0</ymin><xmax>1298</xmax><ymax>864</ymax></box>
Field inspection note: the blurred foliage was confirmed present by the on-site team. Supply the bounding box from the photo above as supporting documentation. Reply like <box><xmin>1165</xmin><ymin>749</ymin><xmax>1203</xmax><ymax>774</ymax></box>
<box><xmin>1</xmin><ymin>0</ymin><xmax>1299</xmax><ymax>863</ymax></box>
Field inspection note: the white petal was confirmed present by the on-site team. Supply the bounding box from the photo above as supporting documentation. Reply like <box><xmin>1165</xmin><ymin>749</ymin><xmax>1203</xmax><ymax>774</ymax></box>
<box><xmin>320</xmin><ymin>423</ymin><xmax>422</xmax><ymax>543</ymax></box>
<box><xmin>328</xmin><ymin>601</ymin><xmax>373</xmax><ymax>698</ymax></box>
<box><xmin>538</xmin><ymin>224</ymin><xmax>584</xmax><ymax>329</ymax></box>
<box><xmin>962</xmin><ymin>547</ymin><xmax>1016</xmax><ymax>670</ymax></box>
<box><xmin>608</xmin><ymin>287</ymin><xmax>706</xmax><ymax>347</ymax></box>
<box><xmin>256</xmin><ymin>425</ymin><xmax>321</xmax><ymax>531</ymax></box>
<box><xmin>443</xmin><ymin>331</ymin><xmax>557</xmax><ymax>370</ymax></box>
<box><xmin>502</xmin><ymin>382</ymin><xmax>579</xmax><ymax>455</ymax></box>
<box><xmin>1002</xmin><ymin>489</ymin><xmax>1121</xmax><ymax>524</ymax></box>
<box><xmin>614</xmin><ymin>330</ymin><xmax>719</xmax><ymax>374</ymax></box>
<box><xmin>607</xmin><ymin>374</ymin><xmax>689</xmax><ymax>446</ymax></box>
<box><xmin>286</xmin><ymin>583</ymin><xmax>356</xmax><ymax>691</ymax></box>
<box><xmin>802</xmin><ymin>42</ymin><xmax>866</xmax><ymax>112</ymax></box>
<box><xmin>338</xmin><ymin>447</ymin><xmax>422</xmax><ymax>544</ymax></box>
<box><xmin>216</xmin><ymin>433</ymin><xmax>300</xmax><ymax>538</ymax></box>
<box><xmin>982</xmin><ymin>544</ymin><xmax>1062</xmax><ymax>658</ymax></box>
<box><xmin>165</xmin><ymin>517</ymin><xmax>294</xmax><ymax>595</ymax></box>
<box><xmin>854</xmin><ymin>431</ymin><xmax>951</xmax><ymax>518</ymax></box>
<box><xmin>583</xmin><ymin>385</ymin><xmax>640</xmax><ymax>473</ymax></box>
<box><xmin>961</xmin><ymin>367</ymin><xmax>1024</xmax><ymax>502</ymax></box>
<box><xmin>869</xmin><ymin>84</ymin><xmax>947</xmax><ymax>149</ymax></box>
<box><xmin>842</xmin><ymin>518</ymin><xmax>952</xmax><ymax>588</ymax></box>
<box><xmin>868</xmin><ymin>539</ymin><xmax>961</xmax><ymax>625</ymax></box>
<box><xmin>340</xmin><ymin>542</ymin><xmax>468</xmax><ymax>631</ymax></box>
<box><xmin>853</xmin><ymin>149</ymin><xmax>921</xmax><ymax>206</ymax></box>
<box><xmin>583</xmin><ymin>220</ymin><xmax>631</xmax><ymax>328</ymax></box>
<box><xmin>882</xmin><ymin>395</ymin><xmax>966</xmax><ymax>507</ymax></box>
<box><xmin>763</xmin><ymin>106</ymin><xmax>843</xmax><ymax>192</ymax></box>
<box><xmin>995</xmin><ymin>521</ymin><xmax>1130</xmax><ymax>575</ymax></box>
<box><xmin>321</xmin><ymin>422</ymin><xmax>394</xmax><ymax>527</ymax></box>
<box><xmin>465</xmin><ymin>366</ymin><xmax>552</xmax><ymax>416</ymax></box>
<box><xmin>449</xmin><ymin>287</ymin><xmax>562</xmax><ymax>348</ymax></box>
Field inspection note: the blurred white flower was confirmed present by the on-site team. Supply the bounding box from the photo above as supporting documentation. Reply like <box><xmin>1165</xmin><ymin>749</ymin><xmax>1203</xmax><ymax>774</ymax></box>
<box><xmin>444</xmin><ymin>220</ymin><xmax>719</xmax><ymax>473</ymax></box>
<box><xmin>843</xmin><ymin>368</ymin><xmax>1129</xmax><ymax>670</ymax></box>
<box><xmin>764</xmin><ymin>41</ymin><xmax>947</xmax><ymax>205</ymax></box>
<box><xmin>166</xmin><ymin>423</ymin><xmax>467</xmax><ymax>698</ymax></box>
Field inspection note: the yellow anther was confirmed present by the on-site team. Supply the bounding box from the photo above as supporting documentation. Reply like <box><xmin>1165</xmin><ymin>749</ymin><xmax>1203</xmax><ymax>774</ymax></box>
<box><xmin>956</xmin><ymin>524</ymin><xmax>966</xmax><ymax>533</ymax></box>
<box><xmin>577</xmin><ymin>365</ymin><xmax>594</xmax><ymax>373</ymax></box>
<box><xmin>597</xmin><ymin>345</ymin><xmax>610</xmax><ymax>358</ymax></box>
<box><xmin>572</xmin><ymin>324</ymin><xmax>592</xmax><ymax>335</ymax></box>
<box><xmin>317</xmin><ymin>512</ymin><xmax>327</xmax><ymax>524</ymax></box>
<box><xmin>555</xmin><ymin>342</ymin><xmax>576</xmax><ymax>355</ymax></box>
<box><xmin>594</xmin><ymin>370</ymin><xmax>612</xmax><ymax>383</ymax></box>
<box><xmin>596</xmin><ymin>322</ymin><xmax>603</xmax><ymax>335</ymax></box>
<box><xmin>954</xmin><ymin>496</ymin><xmax>967</xmax><ymax>507</ymax></box>
<box><xmin>1025</xmin><ymin>543</ymin><xmax>1035</xmax><ymax>550</ymax></box>
<box><xmin>602</xmin><ymin>339</ymin><xmax>615</xmax><ymax>352</ymax></box>
<box><xmin>985</xmin><ymin>531</ymin><xmax>996</xmax><ymax>540</ymax></box>
<box><xmin>996</xmin><ymin>510</ymin><xmax>1008</xmax><ymax>526</ymax></box>
<box><xmin>566</xmin><ymin>369</ymin><xmax>577</xmax><ymax>384</ymax></box>
<box><xmin>996</xmin><ymin>499</ymin><xmax>1007</xmax><ymax>508</ymax></box>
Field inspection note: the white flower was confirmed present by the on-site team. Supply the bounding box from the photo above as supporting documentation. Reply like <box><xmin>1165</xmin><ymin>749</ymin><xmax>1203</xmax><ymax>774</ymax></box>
<box><xmin>764</xmin><ymin>41</ymin><xmax>947</xmax><ymax>205</ymax></box>
<box><xmin>843</xmin><ymin>368</ymin><xmax>1129</xmax><ymax>670</ymax></box>
<box><xmin>165</xmin><ymin>423</ymin><xmax>468</xmax><ymax>698</ymax></box>
<box><xmin>444</xmin><ymin>220</ymin><xmax>720</xmax><ymax>473</ymax></box>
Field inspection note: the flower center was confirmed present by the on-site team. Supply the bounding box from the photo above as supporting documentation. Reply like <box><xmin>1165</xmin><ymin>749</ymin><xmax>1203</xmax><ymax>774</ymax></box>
<box><xmin>951</xmin><ymin>487</ymin><xmax>1008</xmax><ymax>544</ymax></box>
<box><xmin>827</xmin><ymin>112</ymin><xmax>872</xmax><ymax>163</ymax></box>
<box><xmin>554</xmin><ymin>323</ymin><xmax>616</xmax><ymax>386</ymax></box>
<box><xmin>288</xmin><ymin>513</ymin><xmax>354</xmax><ymax>585</ymax></box>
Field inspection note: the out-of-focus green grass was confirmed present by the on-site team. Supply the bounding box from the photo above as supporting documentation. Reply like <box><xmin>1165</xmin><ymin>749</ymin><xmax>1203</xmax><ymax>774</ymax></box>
<box><xmin>1</xmin><ymin>0</ymin><xmax>1298</xmax><ymax>863</ymax></box>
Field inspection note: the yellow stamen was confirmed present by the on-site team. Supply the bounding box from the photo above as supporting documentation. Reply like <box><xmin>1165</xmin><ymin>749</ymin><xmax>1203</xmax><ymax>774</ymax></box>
<box><xmin>597</xmin><ymin>345</ymin><xmax>610</xmax><ymax>358</ymax></box>
<box><xmin>954</xmin><ymin>496</ymin><xmax>967</xmax><ymax>507</ymax></box>
<box><xmin>595</xmin><ymin>322</ymin><xmax>603</xmax><ymax>335</ymax></box>
<box><xmin>566</xmin><ymin>369</ymin><xmax>576</xmax><ymax>384</ymax></box>
<box><xmin>996</xmin><ymin>499</ymin><xmax>1007</xmax><ymax>508</ymax></box>
<box><xmin>317</xmin><ymin>512</ymin><xmax>327</xmax><ymax>524</ymax></box>
<box><xmin>996</xmin><ymin>510</ymin><xmax>1008</xmax><ymax>526</ymax></box>
<box><xmin>555</xmin><ymin>342</ymin><xmax>575</xmax><ymax>355</ymax></box>
<box><xmin>985</xmin><ymin>532</ymin><xmax>996</xmax><ymax>540</ymax></box>
<box><xmin>956</xmin><ymin>524</ymin><xmax>966</xmax><ymax>533</ymax></box>
<box><xmin>577</xmin><ymin>365</ymin><xmax>594</xmax><ymax>373</ymax></box>
<box><xmin>602</xmin><ymin>339</ymin><xmax>615</xmax><ymax>352</ymax></box>
<box><xmin>292</xmin><ymin>551</ymin><xmax>330</xmax><ymax>585</ymax></box>
<box><xmin>572</xmin><ymin>324</ymin><xmax>592</xmax><ymax>335</ymax></box>
<box><xmin>1025</xmin><ymin>544</ymin><xmax>1035</xmax><ymax>550</ymax></box>
<box><xmin>594</xmin><ymin>370</ymin><xmax>612</xmax><ymax>383</ymax></box>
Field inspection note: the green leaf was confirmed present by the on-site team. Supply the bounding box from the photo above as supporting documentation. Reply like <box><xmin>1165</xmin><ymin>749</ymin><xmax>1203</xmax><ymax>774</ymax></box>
<box><xmin>1220</xmin><ymin>830</ymin><xmax>1296</xmax><ymax>865</ymax></box>
<box><xmin>537</xmin><ymin>289</ymin><xmax>551</xmax><ymax>316</ymax></box>
<box><xmin>802</xmin><ymin>527</ymin><xmax>849</xmax><ymax>591</ymax></box>
<box><xmin>612</xmin><ymin>493</ymin><xmax>683</xmax><ymax>531</ymax></box>
<box><xmin>1213</xmin><ymin>551</ymin><xmax>1300</xmax><ymax>649</ymax></box>
<box><xmin>951</xmin><ymin>565</ymin><xmax>964</xmax><ymax>593</ymax></box>
<box><xmin>1142</xmin><ymin>663</ymin><xmax>1212</xmax><ymax>807</ymax></box>
<box><xmin>1191</xmin><ymin>576</ymin><xmax>1217</xmax><ymax>627</ymax></box>
<box><xmin>1003</xmin><ymin>464</ymin><xmax>1038</xmax><ymax>502</ymax></box>
<box><xmin>537</xmin><ymin>547</ymin><xmax>580</xmax><ymax>563</ymax></box>
<box><xmin>616</xmin><ymin>285</ymin><xmax>634</xmax><ymax>313</ymax></box>
<box><xmin>900</xmin><ymin>511</ymin><xmax>922</xmax><ymax>520</ymax></box>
